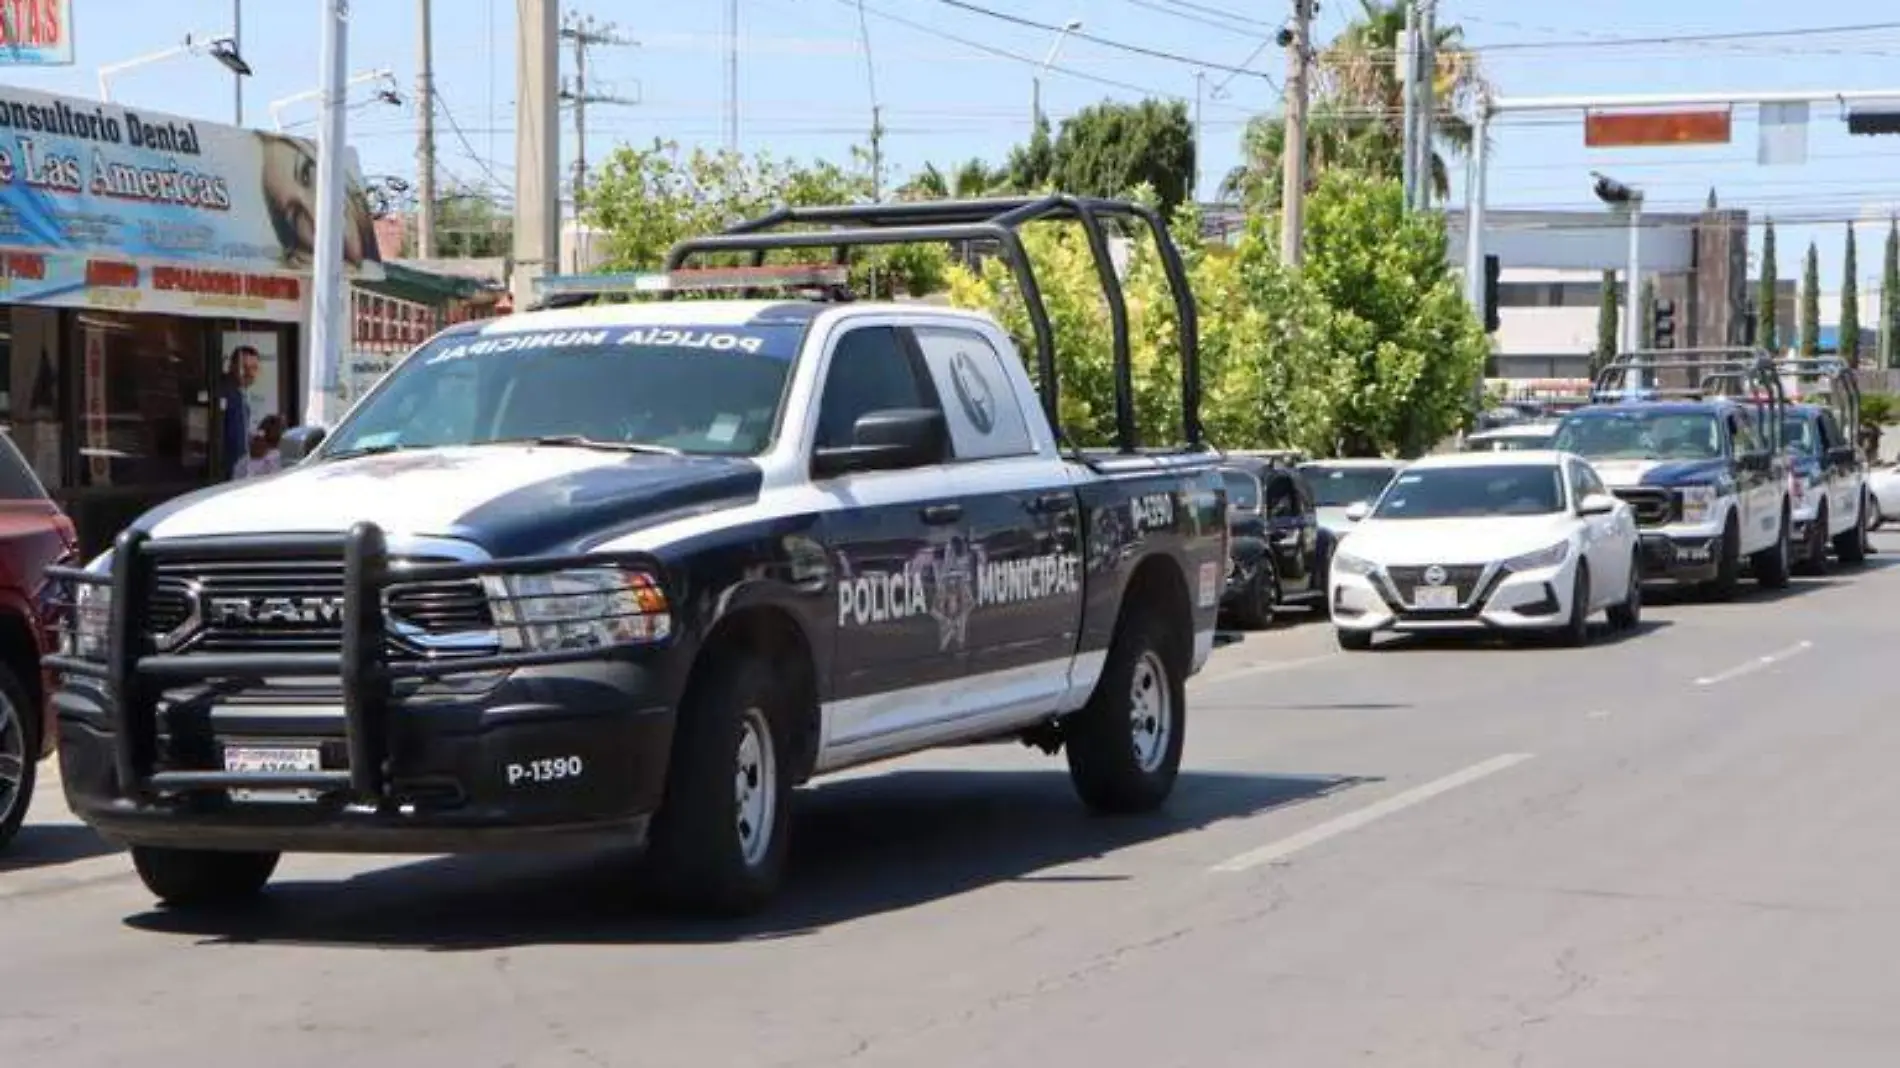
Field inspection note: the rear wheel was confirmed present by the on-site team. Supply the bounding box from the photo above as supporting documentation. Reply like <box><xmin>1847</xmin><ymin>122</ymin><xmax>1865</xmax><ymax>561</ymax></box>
<box><xmin>1835</xmin><ymin>490</ymin><xmax>1871</xmax><ymax>565</ymax></box>
<box><xmin>1752</xmin><ymin>508</ymin><xmax>1793</xmax><ymax>590</ymax></box>
<box><xmin>1066</xmin><ymin>610</ymin><xmax>1185</xmax><ymax>814</ymax></box>
<box><xmin>0</xmin><ymin>664</ymin><xmax>35</xmax><ymax>852</ymax></box>
<box><xmin>1605</xmin><ymin>553</ymin><xmax>1642</xmax><ymax>632</ymax></box>
<box><xmin>131</xmin><ymin>846</ymin><xmax>279</xmax><ymax>908</ymax></box>
<box><xmin>1229</xmin><ymin>559</ymin><xmax>1279</xmax><ymax>630</ymax></box>
<box><xmin>1869</xmin><ymin>493</ymin><xmax>1885</xmax><ymax>533</ymax></box>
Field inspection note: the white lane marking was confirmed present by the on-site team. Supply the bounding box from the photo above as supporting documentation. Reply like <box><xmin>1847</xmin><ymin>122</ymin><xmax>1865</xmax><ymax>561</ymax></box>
<box><xmin>1209</xmin><ymin>753</ymin><xmax>1535</xmax><ymax>874</ymax></box>
<box><xmin>1587</xmin><ymin>709</ymin><xmax>1612</xmax><ymax>719</ymax></box>
<box><xmin>1199</xmin><ymin>653</ymin><xmax>1337</xmax><ymax>686</ymax></box>
<box><xmin>1693</xmin><ymin>640</ymin><xmax>1813</xmax><ymax>687</ymax></box>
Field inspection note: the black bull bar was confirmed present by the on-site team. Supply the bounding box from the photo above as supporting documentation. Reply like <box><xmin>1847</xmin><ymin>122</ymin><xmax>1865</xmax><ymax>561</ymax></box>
<box><xmin>44</xmin><ymin>522</ymin><xmax>673</xmax><ymax>805</ymax></box>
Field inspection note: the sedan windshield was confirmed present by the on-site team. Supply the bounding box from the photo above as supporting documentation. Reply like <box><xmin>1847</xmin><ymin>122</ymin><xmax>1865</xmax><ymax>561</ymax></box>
<box><xmin>1552</xmin><ymin>411</ymin><xmax>1722</xmax><ymax>461</ymax></box>
<box><xmin>319</xmin><ymin>322</ymin><xmax>808</xmax><ymax>458</ymax></box>
<box><xmin>1301</xmin><ymin>463</ymin><xmax>1399</xmax><ymax>507</ymax></box>
<box><xmin>1373</xmin><ymin>465</ymin><xmax>1565</xmax><ymax>520</ymax></box>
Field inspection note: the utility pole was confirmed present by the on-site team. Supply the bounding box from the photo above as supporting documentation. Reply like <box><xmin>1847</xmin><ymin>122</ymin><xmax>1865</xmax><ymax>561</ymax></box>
<box><xmin>513</xmin><ymin>0</ymin><xmax>560</xmax><ymax>309</ymax></box>
<box><xmin>1194</xmin><ymin>70</ymin><xmax>1204</xmax><ymax>201</ymax></box>
<box><xmin>307</xmin><ymin>0</ymin><xmax>351</xmax><ymax>428</ymax></box>
<box><xmin>560</xmin><ymin>10</ymin><xmax>637</xmax><ymax>269</ymax></box>
<box><xmin>725</xmin><ymin>0</ymin><xmax>739</xmax><ymax>151</ymax></box>
<box><xmin>1414</xmin><ymin>0</ymin><xmax>1437</xmax><ymax>209</ymax></box>
<box><xmin>416</xmin><ymin>0</ymin><xmax>436</xmax><ymax>258</ymax></box>
<box><xmin>233</xmin><ymin>0</ymin><xmax>244</xmax><ymax>124</ymax></box>
<box><xmin>1281</xmin><ymin>0</ymin><xmax>1314</xmax><ymax>266</ymax></box>
<box><xmin>1398</xmin><ymin>1</ymin><xmax>1417</xmax><ymax>210</ymax></box>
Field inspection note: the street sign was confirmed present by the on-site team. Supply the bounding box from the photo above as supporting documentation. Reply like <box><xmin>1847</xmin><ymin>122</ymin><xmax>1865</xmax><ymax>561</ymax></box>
<box><xmin>1846</xmin><ymin>105</ymin><xmax>1900</xmax><ymax>136</ymax></box>
<box><xmin>0</xmin><ymin>1</ymin><xmax>73</xmax><ymax>66</ymax></box>
<box><xmin>1584</xmin><ymin>109</ymin><xmax>1733</xmax><ymax>148</ymax></box>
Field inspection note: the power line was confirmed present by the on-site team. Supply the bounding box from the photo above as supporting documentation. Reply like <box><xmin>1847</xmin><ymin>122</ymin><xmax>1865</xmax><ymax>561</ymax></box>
<box><xmin>1116</xmin><ymin>0</ymin><xmax>1264</xmax><ymax>37</ymax></box>
<box><xmin>927</xmin><ymin>0</ymin><xmax>1279</xmax><ymax>81</ymax></box>
<box><xmin>1470</xmin><ymin>19</ymin><xmax>1900</xmax><ymax>52</ymax></box>
<box><xmin>434</xmin><ymin>90</ymin><xmax>512</xmax><ymax>191</ymax></box>
<box><xmin>1155</xmin><ymin>0</ymin><xmax>1275</xmax><ymax>29</ymax></box>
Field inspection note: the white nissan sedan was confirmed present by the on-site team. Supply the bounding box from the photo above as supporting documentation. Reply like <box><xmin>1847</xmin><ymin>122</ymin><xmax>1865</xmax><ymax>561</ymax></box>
<box><xmin>1328</xmin><ymin>451</ymin><xmax>1641</xmax><ymax>650</ymax></box>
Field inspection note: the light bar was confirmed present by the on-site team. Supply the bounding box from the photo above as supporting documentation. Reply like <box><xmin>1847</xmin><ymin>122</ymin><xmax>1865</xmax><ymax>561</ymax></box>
<box><xmin>533</xmin><ymin>264</ymin><xmax>850</xmax><ymax>299</ymax></box>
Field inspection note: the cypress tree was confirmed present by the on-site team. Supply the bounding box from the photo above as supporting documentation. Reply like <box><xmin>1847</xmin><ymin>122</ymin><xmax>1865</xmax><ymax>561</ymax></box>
<box><xmin>1801</xmin><ymin>242</ymin><xmax>1821</xmax><ymax>358</ymax></box>
<box><xmin>1758</xmin><ymin>219</ymin><xmax>1779</xmax><ymax>353</ymax></box>
<box><xmin>1639</xmin><ymin>276</ymin><xmax>1657</xmax><ymax>349</ymax></box>
<box><xmin>1883</xmin><ymin>218</ymin><xmax>1899</xmax><ymax>368</ymax></box>
<box><xmin>1841</xmin><ymin>225</ymin><xmax>1861</xmax><ymax>368</ymax></box>
<box><xmin>1594</xmin><ymin>269</ymin><xmax>1619</xmax><ymax>373</ymax></box>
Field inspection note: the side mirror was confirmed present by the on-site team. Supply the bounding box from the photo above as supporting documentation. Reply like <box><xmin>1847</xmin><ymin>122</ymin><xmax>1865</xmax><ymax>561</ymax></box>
<box><xmin>812</xmin><ymin>408</ymin><xmax>947</xmax><ymax>477</ymax></box>
<box><xmin>1577</xmin><ymin>492</ymin><xmax>1618</xmax><ymax>517</ymax></box>
<box><xmin>278</xmin><ymin>425</ymin><xmax>328</xmax><ymax>464</ymax></box>
<box><xmin>1343</xmin><ymin>500</ymin><xmax>1371</xmax><ymax>522</ymax></box>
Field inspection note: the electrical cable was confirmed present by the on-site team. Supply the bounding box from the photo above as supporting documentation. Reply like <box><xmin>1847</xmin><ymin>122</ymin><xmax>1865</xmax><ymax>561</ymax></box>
<box><xmin>927</xmin><ymin>0</ymin><xmax>1278</xmax><ymax>80</ymax></box>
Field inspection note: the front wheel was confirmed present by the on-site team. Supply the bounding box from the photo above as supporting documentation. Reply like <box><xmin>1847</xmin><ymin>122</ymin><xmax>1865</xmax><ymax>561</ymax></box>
<box><xmin>131</xmin><ymin>846</ymin><xmax>279</xmax><ymax>908</ymax></box>
<box><xmin>0</xmin><ymin>664</ymin><xmax>36</xmax><ymax>852</ymax></box>
<box><xmin>1704</xmin><ymin>514</ymin><xmax>1742</xmax><ymax>601</ymax></box>
<box><xmin>1752</xmin><ymin>508</ymin><xmax>1793</xmax><ymax>590</ymax></box>
<box><xmin>1797</xmin><ymin>502</ymin><xmax>1830</xmax><ymax>575</ymax></box>
<box><xmin>1552</xmin><ymin>562</ymin><xmax>1592</xmax><ymax>647</ymax></box>
<box><xmin>1835</xmin><ymin>491</ymin><xmax>1871</xmax><ymax>564</ymax></box>
<box><xmin>1066</xmin><ymin>611</ymin><xmax>1185</xmax><ymax>814</ymax></box>
<box><xmin>1229</xmin><ymin>559</ymin><xmax>1279</xmax><ymax>630</ymax></box>
<box><xmin>1605</xmin><ymin>553</ymin><xmax>1642</xmax><ymax>632</ymax></box>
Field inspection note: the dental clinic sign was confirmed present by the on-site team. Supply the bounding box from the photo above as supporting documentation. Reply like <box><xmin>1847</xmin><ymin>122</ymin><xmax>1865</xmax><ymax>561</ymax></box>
<box><xmin>0</xmin><ymin>82</ymin><xmax>382</xmax><ymax>317</ymax></box>
<box><xmin>0</xmin><ymin>2</ymin><xmax>73</xmax><ymax>66</ymax></box>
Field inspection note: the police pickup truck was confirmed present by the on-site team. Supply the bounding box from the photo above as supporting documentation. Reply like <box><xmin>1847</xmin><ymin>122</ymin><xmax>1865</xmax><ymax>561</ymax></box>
<box><xmin>1550</xmin><ymin>349</ymin><xmax>1793</xmax><ymax>598</ymax></box>
<box><xmin>1769</xmin><ymin>357</ymin><xmax>1871</xmax><ymax>572</ymax></box>
<box><xmin>47</xmin><ymin>198</ymin><xmax>1227</xmax><ymax>915</ymax></box>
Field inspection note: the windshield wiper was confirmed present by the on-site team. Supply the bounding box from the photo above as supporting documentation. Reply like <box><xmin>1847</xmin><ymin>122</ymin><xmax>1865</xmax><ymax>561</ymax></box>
<box><xmin>321</xmin><ymin>442</ymin><xmax>413</xmax><ymax>462</ymax></box>
<box><xmin>483</xmin><ymin>435</ymin><xmax>685</xmax><ymax>457</ymax></box>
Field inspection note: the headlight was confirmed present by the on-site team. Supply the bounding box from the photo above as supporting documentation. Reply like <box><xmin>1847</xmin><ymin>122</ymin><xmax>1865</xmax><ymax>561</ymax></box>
<box><xmin>483</xmin><ymin>567</ymin><xmax>672</xmax><ymax>653</ymax></box>
<box><xmin>1504</xmin><ymin>541</ymin><xmax>1569</xmax><ymax>571</ymax></box>
<box><xmin>66</xmin><ymin>581</ymin><xmax>112</xmax><ymax>659</ymax></box>
<box><xmin>1678</xmin><ymin>484</ymin><xmax>1718</xmax><ymax>523</ymax></box>
<box><xmin>1332</xmin><ymin>552</ymin><xmax>1377</xmax><ymax>577</ymax></box>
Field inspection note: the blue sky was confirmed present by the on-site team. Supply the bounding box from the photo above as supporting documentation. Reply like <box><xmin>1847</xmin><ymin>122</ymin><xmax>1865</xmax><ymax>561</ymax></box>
<box><xmin>6</xmin><ymin>1</ymin><xmax>1900</xmax><ymax>290</ymax></box>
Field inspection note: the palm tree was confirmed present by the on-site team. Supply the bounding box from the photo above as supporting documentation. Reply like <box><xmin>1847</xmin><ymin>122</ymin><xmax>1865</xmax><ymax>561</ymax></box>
<box><xmin>898</xmin><ymin>158</ymin><xmax>1011</xmax><ymax>201</ymax></box>
<box><xmin>1221</xmin><ymin>0</ymin><xmax>1488</xmax><ymax>208</ymax></box>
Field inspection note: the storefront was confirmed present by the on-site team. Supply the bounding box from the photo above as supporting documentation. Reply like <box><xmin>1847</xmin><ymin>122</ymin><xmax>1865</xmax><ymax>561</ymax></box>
<box><xmin>0</xmin><ymin>83</ymin><xmax>384</xmax><ymax>554</ymax></box>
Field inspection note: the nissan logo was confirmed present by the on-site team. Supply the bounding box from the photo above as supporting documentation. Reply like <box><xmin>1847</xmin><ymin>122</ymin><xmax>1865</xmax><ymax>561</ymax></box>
<box><xmin>1422</xmin><ymin>565</ymin><xmax>1447</xmax><ymax>586</ymax></box>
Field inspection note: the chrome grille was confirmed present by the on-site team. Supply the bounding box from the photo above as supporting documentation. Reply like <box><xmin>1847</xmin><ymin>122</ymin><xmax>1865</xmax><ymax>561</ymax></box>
<box><xmin>1612</xmin><ymin>487</ymin><xmax>1677</xmax><ymax>527</ymax></box>
<box><xmin>1385</xmin><ymin>564</ymin><xmax>1487</xmax><ymax>605</ymax></box>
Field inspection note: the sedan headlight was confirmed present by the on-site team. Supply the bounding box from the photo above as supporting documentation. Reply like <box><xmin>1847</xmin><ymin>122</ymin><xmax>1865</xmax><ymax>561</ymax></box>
<box><xmin>1504</xmin><ymin>541</ymin><xmax>1570</xmax><ymax>572</ymax></box>
<box><xmin>483</xmin><ymin>567</ymin><xmax>672</xmax><ymax>653</ymax></box>
<box><xmin>1332</xmin><ymin>551</ymin><xmax>1377</xmax><ymax>577</ymax></box>
<box><xmin>1678</xmin><ymin>483</ymin><xmax>1718</xmax><ymax>524</ymax></box>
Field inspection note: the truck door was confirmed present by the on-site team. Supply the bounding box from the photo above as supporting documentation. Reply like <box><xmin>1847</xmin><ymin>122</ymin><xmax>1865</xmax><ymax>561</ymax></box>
<box><xmin>1263</xmin><ymin>470</ymin><xmax>1311</xmax><ymax>593</ymax></box>
<box><xmin>1818</xmin><ymin>409</ymin><xmax>1856</xmax><ymax>526</ymax></box>
<box><xmin>905</xmin><ymin>324</ymin><xmax>1086</xmax><ymax>720</ymax></box>
<box><xmin>812</xmin><ymin>325</ymin><xmax>968</xmax><ymax>748</ymax></box>
<box><xmin>1726</xmin><ymin>409</ymin><xmax>1775</xmax><ymax>547</ymax></box>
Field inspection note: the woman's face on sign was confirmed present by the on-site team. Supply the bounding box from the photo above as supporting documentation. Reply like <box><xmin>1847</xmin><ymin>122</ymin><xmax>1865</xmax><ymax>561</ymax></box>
<box><xmin>261</xmin><ymin>138</ymin><xmax>317</xmax><ymax>255</ymax></box>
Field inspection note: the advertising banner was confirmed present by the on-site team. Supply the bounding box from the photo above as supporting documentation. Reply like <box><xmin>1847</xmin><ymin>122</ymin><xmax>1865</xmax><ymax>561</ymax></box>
<box><xmin>0</xmin><ymin>2</ymin><xmax>73</xmax><ymax>66</ymax></box>
<box><xmin>0</xmin><ymin>82</ymin><xmax>384</xmax><ymax>279</ymax></box>
<box><xmin>0</xmin><ymin>247</ymin><xmax>306</xmax><ymax>321</ymax></box>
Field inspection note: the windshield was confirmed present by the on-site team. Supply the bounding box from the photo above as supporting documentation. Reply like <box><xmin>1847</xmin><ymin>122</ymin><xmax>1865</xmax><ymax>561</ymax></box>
<box><xmin>1301</xmin><ymin>463</ymin><xmax>1399</xmax><ymax>507</ymax></box>
<box><xmin>1373</xmin><ymin>464</ymin><xmax>1566</xmax><ymax>520</ymax></box>
<box><xmin>1221</xmin><ymin>469</ymin><xmax>1261</xmax><ymax>511</ymax></box>
<box><xmin>1552</xmin><ymin>411</ymin><xmax>1722</xmax><ymax>461</ymax></box>
<box><xmin>319</xmin><ymin>322</ymin><xmax>809</xmax><ymax>458</ymax></box>
<box><xmin>1781</xmin><ymin>416</ymin><xmax>1820</xmax><ymax>457</ymax></box>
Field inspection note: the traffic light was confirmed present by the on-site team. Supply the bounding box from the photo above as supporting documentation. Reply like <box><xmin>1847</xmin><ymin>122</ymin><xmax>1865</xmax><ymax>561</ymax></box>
<box><xmin>1652</xmin><ymin>297</ymin><xmax>1677</xmax><ymax>349</ymax></box>
<box><xmin>1482</xmin><ymin>254</ymin><xmax>1501</xmax><ymax>333</ymax></box>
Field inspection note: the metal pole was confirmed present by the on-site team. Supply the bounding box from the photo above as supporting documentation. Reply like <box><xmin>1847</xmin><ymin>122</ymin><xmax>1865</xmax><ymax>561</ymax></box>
<box><xmin>233</xmin><ymin>0</ymin><xmax>243</xmax><ymax>124</ymax></box>
<box><xmin>1281</xmin><ymin>0</ymin><xmax>1313</xmax><ymax>266</ymax></box>
<box><xmin>512</xmin><ymin>0</ymin><xmax>560</xmax><ymax>309</ymax></box>
<box><xmin>1398</xmin><ymin>1</ymin><xmax>1417</xmax><ymax>210</ymax></box>
<box><xmin>416</xmin><ymin>0</ymin><xmax>436</xmax><ymax>259</ymax></box>
<box><xmin>725</xmin><ymin>0</ymin><xmax>739</xmax><ymax>151</ymax></box>
<box><xmin>573</xmin><ymin>15</ymin><xmax>587</xmax><ymax>252</ymax></box>
<box><xmin>1463</xmin><ymin>101</ymin><xmax>1489</xmax><ymax>311</ymax></box>
<box><xmin>1415</xmin><ymin>0</ymin><xmax>1437</xmax><ymax>209</ymax></box>
<box><xmin>1194</xmin><ymin>71</ymin><xmax>1204</xmax><ymax>202</ymax></box>
<box><xmin>1031</xmin><ymin>75</ymin><xmax>1040</xmax><ymax>131</ymax></box>
<box><xmin>1624</xmin><ymin>200</ymin><xmax>1642</xmax><ymax>354</ymax></box>
<box><xmin>307</xmin><ymin>0</ymin><xmax>351</xmax><ymax>429</ymax></box>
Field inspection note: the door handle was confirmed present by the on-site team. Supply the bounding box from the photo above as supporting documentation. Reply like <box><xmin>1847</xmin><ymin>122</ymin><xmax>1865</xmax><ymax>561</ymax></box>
<box><xmin>1027</xmin><ymin>492</ymin><xmax>1071</xmax><ymax>514</ymax></box>
<box><xmin>920</xmin><ymin>503</ymin><xmax>963</xmax><ymax>525</ymax></box>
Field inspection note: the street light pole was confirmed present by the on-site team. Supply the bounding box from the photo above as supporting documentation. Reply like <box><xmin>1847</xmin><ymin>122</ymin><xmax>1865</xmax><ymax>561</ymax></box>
<box><xmin>1624</xmin><ymin>199</ymin><xmax>1643</xmax><ymax>354</ymax></box>
<box><xmin>1032</xmin><ymin>19</ymin><xmax>1081</xmax><ymax>130</ymax></box>
<box><xmin>233</xmin><ymin>0</ymin><xmax>243</xmax><ymax>124</ymax></box>
<box><xmin>307</xmin><ymin>0</ymin><xmax>351</xmax><ymax>429</ymax></box>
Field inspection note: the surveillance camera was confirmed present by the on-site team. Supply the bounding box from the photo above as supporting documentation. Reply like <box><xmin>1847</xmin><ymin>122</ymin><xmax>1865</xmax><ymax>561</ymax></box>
<box><xmin>1276</xmin><ymin>26</ymin><xmax>1295</xmax><ymax>47</ymax></box>
<box><xmin>1591</xmin><ymin>171</ymin><xmax>1639</xmax><ymax>205</ymax></box>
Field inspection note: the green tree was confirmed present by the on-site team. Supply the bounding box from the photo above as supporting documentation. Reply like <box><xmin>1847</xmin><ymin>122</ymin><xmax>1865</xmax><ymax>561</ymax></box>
<box><xmin>1842</xmin><ymin>224</ymin><xmax>1861</xmax><ymax>368</ymax></box>
<box><xmin>1801</xmin><ymin>241</ymin><xmax>1821</xmax><ymax>357</ymax></box>
<box><xmin>1049</xmin><ymin>98</ymin><xmax>1197</xmax><ymax>214</ymax></box>
<box><xmin>1757</xmin><ymin>219</ymin><xmax>1778</xmax><ymax>353</ymax></box>
<box><xmin>1006</xmin><ymin>115</ymin><xmax>1055</xmax><ymax>192</ymax></box>
<box><xmin>1300</xmin><ymin>170</ymin><xmax>1489</xmax><ymax>455</ymax></box>
<box><xmin>1883</xmin><ymin>218</ymin><xmax>1899</xmax><ymax>368</ymax></box>
<box><xmin>898</xmin><ymin>158</ymin><xmax>1009</xmax><ymax>201</ymax></box>
<box><xmin>1593</xmin><ymin>270</ymin><xmax>1619</xmax><ymax>374</ymax></box>
<box><xmin>1639</xmin><ymin>276</ymin><xmax>1656</xmax><ymax>350</ymax></box>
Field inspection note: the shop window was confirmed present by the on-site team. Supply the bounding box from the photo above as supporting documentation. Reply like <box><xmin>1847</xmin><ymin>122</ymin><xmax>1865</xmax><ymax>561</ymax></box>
<box><xmin>0</xmin><ymin>305</ymin><xmax>66</xmax><ymax>489</ymax></box>
<box><xmin>72</xmin><ymin>311</ymin><xmax>211</xmax><ymax>489</ymax></box>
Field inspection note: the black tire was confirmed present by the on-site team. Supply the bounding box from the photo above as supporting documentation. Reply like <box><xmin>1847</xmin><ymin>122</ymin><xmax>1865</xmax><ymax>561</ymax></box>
<box><xmin>1066</xmin><ymin>610</ymin><xmax>1185</xmax><ymax>815</ymax></box>
<box><xmin>1869</xmin><ymin>493</ymin><xmax>1885</xmax><ymax>533</ymax></box>
<box><xmin>1835</xmin><ymin>490</ymin><xmax>1871</xmax><ymax>565</ymax></box>
<box><xmin>1797</xmin><ymin>502</ymin><xmax>1829</xmax><ymax>575</ymax></box>
<box><xmin>1703</xmin><ymin>513</ymin><xmax>1741</xmax><ymax>601</ymax></box>
<box><xmin>1605</xmin><ymin>553</ymin><xmax>1642</xmax><ymax>632</ymax></box>
<box><xmin>1335</xmin><ymin>627</ymin><xmax>1373</xmax><ymax>651</ymax></box>
<box><xmin>1230</xmin><ymin>559</ymin><xmax>1279</xmax><ymax>630</ymax></box>
<box><xmin>0</xmin><ymin>663</ymin><xmax>36</xmax><ymax>852</ymax></box>
<box><xmin>131</xmin><ymin>846</ymin><xmax>279</xmax><ymax>908</ymax></box>
<box><xmin>1552</xmin><ymin>562</ymin><xmax>1592</xmax><ymax>647</ymax></box>
<box><xmin>1752</xmin><ymin>507</ymin><xmax>1793</xmax><ymax>590</ymax></box>
<box><xmin>644</xmin><ymin>650</ymin><xmax>795</xmax><ymax>916</ymax></box>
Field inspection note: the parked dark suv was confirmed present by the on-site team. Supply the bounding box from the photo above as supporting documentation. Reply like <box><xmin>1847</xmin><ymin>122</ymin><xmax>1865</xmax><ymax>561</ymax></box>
<box><xmin>1219</xmin><ymin>457</ymin><xmax>1328</xmax><ymax>628</ymax></box>
<box><xmin>0</xmin><ymin>430</ymin><xmax>76</xmax><ymax>849</ymax></box>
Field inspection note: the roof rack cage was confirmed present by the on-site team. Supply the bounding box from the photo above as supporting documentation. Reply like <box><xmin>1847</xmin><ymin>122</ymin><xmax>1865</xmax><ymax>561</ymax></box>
<box><xmin>659</xmin><ymin>195</ymin><xmax>1205</xmax><ymax>455</ymax></box>
<box><xmin>1770</xmin><ymin>354</ymin><xmax>1862</xmax><ymax>436</ymax></box>
<box><xmin>1589</xmin><ymin>346</ymin><xmax>1789</xmax><ymax>451</ymax></box>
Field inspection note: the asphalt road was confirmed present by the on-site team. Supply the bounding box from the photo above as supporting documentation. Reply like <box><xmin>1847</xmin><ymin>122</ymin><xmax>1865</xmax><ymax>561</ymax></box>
<box><xmin>7</xmin><ymin>538</ymin><xmax>1900</xmax><ymax>1066</ymax></box>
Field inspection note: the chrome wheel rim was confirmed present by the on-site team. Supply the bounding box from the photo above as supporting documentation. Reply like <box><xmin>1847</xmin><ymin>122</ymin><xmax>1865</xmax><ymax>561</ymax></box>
<box><xmin>0</xmin><ymin>691</ymin><xmax>23</xmax><ymax>826</ymax></box>
<box><xmin>1129</xmin><ymin>650</ymin><xmax>1173</xmax><ymax>774</ymax></box>
<box><xmin>734</xmin><ymin>708</ymin><xmax>777</xmax><ymax>868</ymax></box>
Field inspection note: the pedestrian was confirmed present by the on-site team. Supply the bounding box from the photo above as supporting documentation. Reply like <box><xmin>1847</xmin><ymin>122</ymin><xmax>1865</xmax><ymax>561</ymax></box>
<box><xmin>235</xmin><ymin>414</ymin><xmax>285</xmax><ymax>479</ymax></box>
<box><xmin>221</xmin><ymin>345</ymin><xmax>261</xmax><ymax>479</ymax></box>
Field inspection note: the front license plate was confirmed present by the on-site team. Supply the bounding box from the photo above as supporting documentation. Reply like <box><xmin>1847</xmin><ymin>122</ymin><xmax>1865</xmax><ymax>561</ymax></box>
<box><xmin>1413</xmin><ymin>585</ymin><xmax>1458</xmax><ymax>609</ymax></box>
<box><xmin>224</xmin><ymin>745</ymin><xmax>321</xmax><ymax>802</ymax></box>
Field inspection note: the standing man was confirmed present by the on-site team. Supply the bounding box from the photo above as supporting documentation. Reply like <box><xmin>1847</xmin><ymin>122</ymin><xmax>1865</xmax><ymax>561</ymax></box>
<box><xmin>222</xmin><ymin>345</ymin><xmax>261</xmax><ymax>480</ymax></box>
